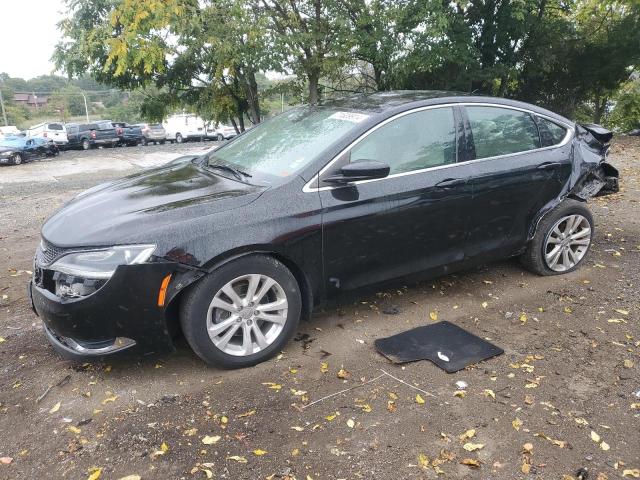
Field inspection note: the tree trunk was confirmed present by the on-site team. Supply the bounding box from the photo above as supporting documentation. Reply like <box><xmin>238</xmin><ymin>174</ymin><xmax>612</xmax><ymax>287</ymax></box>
<box><xmin>593</xmin><ymin>92</ymin><xmax>606</xmax><ymax>124</ymax></box>
<box><xmin>239</xmin><ymin>69</ymin><xmax>261</xmax><ymax>124</ymax></box>
<box><xmin>308</xmin><ymin>71</ymin><xmax>320</xmax><ymax>105</ymax></box>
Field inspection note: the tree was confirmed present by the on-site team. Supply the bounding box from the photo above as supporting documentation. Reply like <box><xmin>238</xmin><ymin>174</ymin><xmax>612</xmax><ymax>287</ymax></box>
<box><xmin>254</xmin><ymin>0</ymin><xmax>350</xmax><ymax>104</ymax></box>
<box><xmin>54</xmin><ymin>0</ymin><xmax>274</xmax><ymax>129</ymax></box>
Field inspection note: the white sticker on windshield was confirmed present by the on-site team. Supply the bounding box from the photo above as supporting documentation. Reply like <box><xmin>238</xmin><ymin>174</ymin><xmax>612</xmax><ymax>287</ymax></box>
<box><xmin>329</xmin><ymin>111</ymin><xmax>370</xmax><ymax>123</ymax></box>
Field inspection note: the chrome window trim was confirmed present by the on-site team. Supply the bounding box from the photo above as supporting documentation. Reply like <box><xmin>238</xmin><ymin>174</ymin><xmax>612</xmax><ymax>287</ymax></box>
<box><xmin>302</xmin><ymin>102</ymin><xmax>574</xmax><ymax>193</ymax></box>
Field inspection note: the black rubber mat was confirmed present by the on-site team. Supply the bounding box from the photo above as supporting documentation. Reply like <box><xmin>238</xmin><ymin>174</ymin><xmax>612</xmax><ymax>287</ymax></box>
<box><xmin>374</xmin><ymin>321</ymin><xmax>504</xmax><ymax>373</ymax></box>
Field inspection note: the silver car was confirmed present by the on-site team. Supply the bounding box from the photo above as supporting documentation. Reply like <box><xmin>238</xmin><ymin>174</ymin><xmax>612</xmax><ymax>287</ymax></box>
<box><xmin>138</xmin><ymin>123</ymin><xmax>166</xmax><ymax>145</ymax></box>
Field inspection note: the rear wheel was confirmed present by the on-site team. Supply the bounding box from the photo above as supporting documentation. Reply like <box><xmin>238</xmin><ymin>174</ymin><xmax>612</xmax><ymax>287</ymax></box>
<box><xmin>521</xmin><ymin>199</ymin><xmax>594</xmax><ymax>275</ymax></box>
<box><xmin>81</xmin><ymin>138</ymin><xmax>90</xmax><ymax>150</ymax></box>
<box><xmin>180</xmin><ymin>255</ymin><xmax>301</xmax><ymax>368</ymax></box>
<box><xmin>216</xmin><ymin>133</ymin><xmax>224</xmax><ymax>142</ymax></box>
<box><xmin>175</xmin><ymin>133</ymin><xmax>183</xmax><ymax>144</ymax></box>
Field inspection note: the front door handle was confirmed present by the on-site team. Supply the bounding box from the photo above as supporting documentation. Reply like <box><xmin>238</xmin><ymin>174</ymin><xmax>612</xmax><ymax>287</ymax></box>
<box><xmin>537</xmin><ymin>162</ymin><xmax>561</xmax><ymax>170</ymax></box>
<box><xmin>435</xmin><ymin>178</ymin><xmax>466</xmax><ymax>189</ymax></box>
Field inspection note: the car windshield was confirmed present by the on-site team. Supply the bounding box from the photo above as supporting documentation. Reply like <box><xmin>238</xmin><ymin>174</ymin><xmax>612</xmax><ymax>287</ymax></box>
<box><xmin>205</xmin><ymin>106</ymin><xmax>368</xmax><ymax>182</ymax></box>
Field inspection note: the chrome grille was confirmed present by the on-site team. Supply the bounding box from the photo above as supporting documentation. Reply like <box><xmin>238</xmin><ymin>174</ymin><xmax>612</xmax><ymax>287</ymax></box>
<box><xmin>36</xmin><ymin>240</ymin><xmax>69</xmax><ymax>266</ymax></box>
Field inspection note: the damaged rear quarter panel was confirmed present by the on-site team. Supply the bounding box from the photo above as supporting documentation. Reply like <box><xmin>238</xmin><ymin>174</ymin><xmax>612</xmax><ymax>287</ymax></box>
<box><xmin>528</xmin><ymin>124</ymin><xmax>619</xmax><ymax>240</ymax></box>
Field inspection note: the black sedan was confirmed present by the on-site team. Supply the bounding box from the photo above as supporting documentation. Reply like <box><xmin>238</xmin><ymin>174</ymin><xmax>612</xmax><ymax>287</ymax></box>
<box><xmin>0</xmin><ymin>137</ymin><xmax>59</xmax><ymax>165</ymax></box>
<box><xmin>29</xmin><ymin>92</ymin><xmax>619</xmax><ymax>368</ymax></box>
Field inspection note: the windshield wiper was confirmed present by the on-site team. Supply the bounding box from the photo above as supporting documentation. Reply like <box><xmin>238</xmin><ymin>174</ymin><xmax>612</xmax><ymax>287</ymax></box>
<box><xmin>206</xmin><ymin>163</ymin><xmax>252</xmax><ymax>180</ymax></box>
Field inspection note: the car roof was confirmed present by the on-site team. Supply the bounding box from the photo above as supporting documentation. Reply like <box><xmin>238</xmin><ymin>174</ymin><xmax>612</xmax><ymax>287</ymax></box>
<box><xmin>322</xmin><ymin>90</ymin><xmax>572</xmax><ymax>125</ymax></box>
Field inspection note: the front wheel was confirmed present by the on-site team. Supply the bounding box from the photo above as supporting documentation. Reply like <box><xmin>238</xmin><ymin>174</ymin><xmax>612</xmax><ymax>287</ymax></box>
<box><xmin>521</xmin><ymin>199</ymin><xmax>594</xmax><ymax>276</ymax></box>
<box><xmin>175</xmin><ymin>133</ymin><xmax>183</xmax><ymax>144</ymax></box>
<box><xmin>12</xmin><ymin>153</ymin><xmax>24</xmax><ymax>165</ymax></box>
<box><xmin>180</xmin><ymin>255</ymin><xmax>301</xmax><ymax>368</ymax></box>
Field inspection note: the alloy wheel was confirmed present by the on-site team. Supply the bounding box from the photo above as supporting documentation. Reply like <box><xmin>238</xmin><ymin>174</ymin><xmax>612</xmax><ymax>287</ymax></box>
<box><xmin>544</xmin><ymin>214</ymin><xmax>591</xmax><ymax>272</ymax></box>
<box><xmin>13</xmin><ymin>154</ymin><xmax>22</xmax><ymax>165</ymax></box>
<box><xmin>206</xmin><ymin>274</ymin><xmax>288</xmax><ymax>356</ymax></box>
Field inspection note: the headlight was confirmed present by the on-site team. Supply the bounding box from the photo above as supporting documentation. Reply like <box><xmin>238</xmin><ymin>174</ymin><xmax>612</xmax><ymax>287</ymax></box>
<box><xmin>0</xmin><ymin>150</ymin><xmax>14</xmax><ymax>157</ymax></box>
<box><xmin>50</xmin><ymin>244</ymin><xmax>156</xmax><ymax>279</ymax></box>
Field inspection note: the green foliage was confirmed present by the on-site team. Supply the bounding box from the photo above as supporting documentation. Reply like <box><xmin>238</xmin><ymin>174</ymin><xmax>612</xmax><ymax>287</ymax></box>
<box><xmin>608</xmin><ymin>79</ymin><xmax>640</xmax><ymax>131</ymax></box>
<box><xmin>52</xmin><ymin>0</ymin><xmax>640</xmax><ymax>124</ymax></box>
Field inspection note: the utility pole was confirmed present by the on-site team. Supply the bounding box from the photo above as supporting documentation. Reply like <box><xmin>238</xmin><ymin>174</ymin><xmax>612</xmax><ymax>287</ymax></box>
<box><xmin>0</xmin><ymin>89</ymin><xmax>7</xmax><ymax>126</ymax></box>
<box><xmin>81</xmin><ymin>91</ymin><xmax>89</xmax><ymax>123</ymax></box>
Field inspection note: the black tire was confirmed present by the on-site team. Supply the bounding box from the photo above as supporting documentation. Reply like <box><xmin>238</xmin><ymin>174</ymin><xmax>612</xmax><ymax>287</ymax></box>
<box><xmin>81</xmin><ymin>138</ymin><xmax>90</xmax><ymax>150</ymax></box>
<box><xmin>12</xmin><ymin>153</ymin><xmax>24</xmax><ymax>165</ymax></box>
<box><xmin>180</xmin><ymin>255</ymin><xmax>302</xmax><ymax>368</ymax></box>
<box><xmin>521</xmin><ymin>199</ymin><xmax>594</xmax><ymax>276</ymax></box>
<box><xmin>175</xmin><ymin>133</ymin><xmax>183</xmax><ymax>144</ymax></box>
<box><xmin>217</xmin><ymin>133</ymin><xmax>224</xmax><ymax>142</ymax></box>
<box><xmin>159</xmin><ymin>140</ymin><xmax>166</xmax><ymax>145</ymax></box>
<box><xmin>141</xmin><ymin>138</ymin><xmax>148</xmax><ymax>146</ymax></box>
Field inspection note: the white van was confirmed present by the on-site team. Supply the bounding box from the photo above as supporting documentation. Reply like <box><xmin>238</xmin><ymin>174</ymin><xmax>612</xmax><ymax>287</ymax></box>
<box><xmin>163</xmin><ymin>114</ymin><xmax>206</xmax><ymax>143</ymax></box>
<box><xmin>26</xmin><ymin>122</ymin><xmax>68</xmax><ymax>146</ymax></box>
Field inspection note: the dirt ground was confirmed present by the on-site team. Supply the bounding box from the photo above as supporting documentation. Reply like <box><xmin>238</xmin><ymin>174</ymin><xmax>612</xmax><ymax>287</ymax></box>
<box><xmin>0</xmin><ymin>138</ymin><xmax>638</xmax><ymax>480</ymax></box>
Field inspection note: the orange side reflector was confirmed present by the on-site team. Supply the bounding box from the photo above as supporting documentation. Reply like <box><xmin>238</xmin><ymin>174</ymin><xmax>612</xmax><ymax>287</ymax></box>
<box><xmin>157</xmin><ymin>274</ymin><xmax>172</xmax><ymax>307</ymax></box>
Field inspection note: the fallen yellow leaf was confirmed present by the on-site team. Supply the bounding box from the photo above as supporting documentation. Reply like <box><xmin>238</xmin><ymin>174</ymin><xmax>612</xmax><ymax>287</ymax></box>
<box><xmin>253</xmin><ymin>449</ymin><xmax>268</xmax><ymax>456</ymax></box>
<box><xmin>337</xmin><ymin>368</ymin><xmax>350</xmax><ymax>379</ymax></box>
<box><xmin>483</xmin><ymin>389</ymin><xmax>495</xmax><ymax>400</ymax></box>
<box><xmin>346</xmin><ymin>418</ymin><xmax>355</xmax><ymax>428</ymax></box>
<box><xmin>600</xmin><ymin>441</ymin><xmax>610</xmax><ymax>451</ymax></box>
<box><xmin>461</xmin><ymin>458</ymin><xmax>481</xmax><ymax>468</ymax></box>
<box><xmin>117</xmin><ymin>476</ymin><xmax>141</xmax><ymax>480</ymax></box>
<box><xmin>87</xmin><ymin>468</ymin><xmax>102</xmax><ymax>480</ymax></box>
<box><xmin>622</xmin><ymin>469</ymin><xmax>640</xmax><ymax>478</ymax></box>
<box><xmin>320</xmin><ymin>362</ymin><xmax>329</xmax><ymax>373</ymax></box>
<box><xmin>591</xmin><ymin>431</ymin><xmax>601</xmax><ymax>442</ymax></box>
<box><xmin>512</xmin><ymin>418</ymin><xmax>523</xmax><ymax>431</ymax></box>
<box><xmin>459</xmin><ymin>429</ymin><xmax>476</xmax><ymax>441</ymax></box>
<box><xmin>415</xmin><ymin>394</ymin><xmax>425</xmax><ymax>405</ymax></box>
<box><xmin>430</xmin><ymin>311</ymin><xmax>438</xmax><ymax>321</ymax></box>
<box><xmin>101</xmin><ymin>395</ymin><xmax>118</xmax><ymax>405</ymax></box>
<box><xmin>418</xmin><ymin>453</ymin><xmax>430</xmax><ymax>469</ymax></box>
<box><xmin>49</xmin><ymin>401</ymin><xmax>61</xmax><ymax>414</ymax></box>
<box><xmin>227</xmin><ymin>455</ymin><xmax>247</xmax><ymax>463</ymax></box>
<box><xmin>201</xmin><ymin>435</ymin><xmax>221</xmax><ymax>445</ymax></box>
<box><xmin>237</xmin><ymin>409</ymin><xmax>256</xmax><ymax>418</ymax></box>
<box><xmin>463</xmin><ymin>442</ymin><xmax>484</xmax><ymax>452</ymax></box>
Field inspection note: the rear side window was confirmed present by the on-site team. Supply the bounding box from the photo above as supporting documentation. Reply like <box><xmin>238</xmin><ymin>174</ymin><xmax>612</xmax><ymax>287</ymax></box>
<box><xmin>47</xmin><ymin>123</ymin><xmax>63</xmax><ymax>130</ymax></box>
<box><xmin>536</xmin><ymin>117</ymin><xmax>567</xmax><ymax>147</ymax></box>
<box><xmin>467</xmin><ymin>106</ymin><xmax>540</xmax><ymax>159</ymax></box>
<box><xmin>350</xmin><ymin>107</ymin><xmax>456</xmax><ymax>175</ymax></box>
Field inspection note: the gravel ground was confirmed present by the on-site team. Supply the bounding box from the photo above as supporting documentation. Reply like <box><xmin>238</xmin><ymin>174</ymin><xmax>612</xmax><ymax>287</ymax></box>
<box><xmin>0</xmin><ymin>137</ymin><xmax>638</xmax><ymax>480</ymax></box>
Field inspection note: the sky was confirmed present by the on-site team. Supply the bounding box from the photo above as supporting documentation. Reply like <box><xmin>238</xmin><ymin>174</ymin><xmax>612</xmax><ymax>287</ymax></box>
<box><xmin>0</xmin><ymin>0</ymin><xmax>67</xmax><ymax>79</ymax></box>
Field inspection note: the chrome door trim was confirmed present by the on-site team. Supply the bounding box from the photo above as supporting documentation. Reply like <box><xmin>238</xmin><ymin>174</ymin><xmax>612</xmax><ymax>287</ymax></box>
<box><xmin>303</xmin><ymin>102</ymin><xmax>574</xmax><ymax>193</ymax></box>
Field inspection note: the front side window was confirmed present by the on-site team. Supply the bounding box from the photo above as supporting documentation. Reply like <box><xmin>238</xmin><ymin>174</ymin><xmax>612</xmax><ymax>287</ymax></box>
<box><xmin>349</xmin><ymin>107</ymin><xmax>456</xmax><ymax>175</ymax></box>
<box><xmin>467</xmin><ymin>106</ymin><xmax>540</xmax><ymax>159</ymax></box>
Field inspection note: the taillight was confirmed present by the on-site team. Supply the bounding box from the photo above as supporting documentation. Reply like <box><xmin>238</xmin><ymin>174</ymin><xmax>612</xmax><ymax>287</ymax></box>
<box><xmin>43</xmin><ymin>132</ymin><xmax>48</xmax><ymax>137</ymax></box>
<box><xmin>116</xmin><ymin>127</ymin><xmax>123</xmax><ymax>135</ymax></box>
<box><xmin>91</xmin><ymin>131</ymin><xmax>96</xmax><ymax>139</ymax></box>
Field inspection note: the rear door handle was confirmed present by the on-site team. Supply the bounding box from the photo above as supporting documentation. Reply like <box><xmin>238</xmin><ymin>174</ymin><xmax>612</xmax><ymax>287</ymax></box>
<box><xmin>537</xmin><ymin>162</ymin><xmax>561</xmax><ymax>170</ymax></box>
<box><xmin>435</xmin><ymin>178</ymin><xmax>466</xmax><ymax>189</ymax></box>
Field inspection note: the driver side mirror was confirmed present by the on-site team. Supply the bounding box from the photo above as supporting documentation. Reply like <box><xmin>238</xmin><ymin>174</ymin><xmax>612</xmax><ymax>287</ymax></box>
<box><xmin>324</xmin><ymin>160</ymin><xmax>390</xmax><ymax>184</ymax></box>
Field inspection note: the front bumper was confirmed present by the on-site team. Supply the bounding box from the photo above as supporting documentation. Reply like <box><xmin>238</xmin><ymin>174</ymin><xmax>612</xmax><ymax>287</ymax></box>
<box><xmin>29</xmin><ymin>262</ymin><xmax>177</xmax><ymax>358</ymax></box>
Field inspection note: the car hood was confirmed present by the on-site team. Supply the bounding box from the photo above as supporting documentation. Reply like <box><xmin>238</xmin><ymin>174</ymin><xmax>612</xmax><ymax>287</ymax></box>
<box><xmin>42</xmin><ymin>161</ymin><xmax>267</xmax><ymax>248</ymax></box>
<box><xmin>0</xmin><ymin>145</ymin><xmax>21</xmax><ymax>153</ymax></box>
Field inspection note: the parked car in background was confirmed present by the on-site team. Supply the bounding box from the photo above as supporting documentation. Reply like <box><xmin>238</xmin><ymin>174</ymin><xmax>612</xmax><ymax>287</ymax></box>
<box><xmin>0</xmin><ymin>136</ymin><xmax>58</xmax><ymax>165</ymax></box>
<box><xmin>26</xmin><ymin>122</ymin><xmax>68</xmax><ymax>147</ymax></box>
<box><xmin>164</xmin><ymin>114</ymin><xmax>206</xmax><ymax>143</ymax></box>
<box><xmin>206</xmin><ymin>123</ymin><xmax>237</xmax><ymax>141</ymax></box>
<box><xmin>65</xmin><ymin>121</ymin><xmax>119</xmax><ymax>150</ymax></box>
<box><xmin>29</xmin><ymin>92</ymin><xmax>618</xmax><ymax>367</ymax></box>
<box><xmin>112</xmin><ymin>122</ymin><xmax>144</xmax><ymax>146</ymax></box>
<box><xmin>0</xmin><ymin>126</ymin><xmax>22</xmax><ymax>139</ymax></box>
<box><xmin>137</xmin><ymin>123</ymin><xmax>166</xmax><ymax>145</ymax></box>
